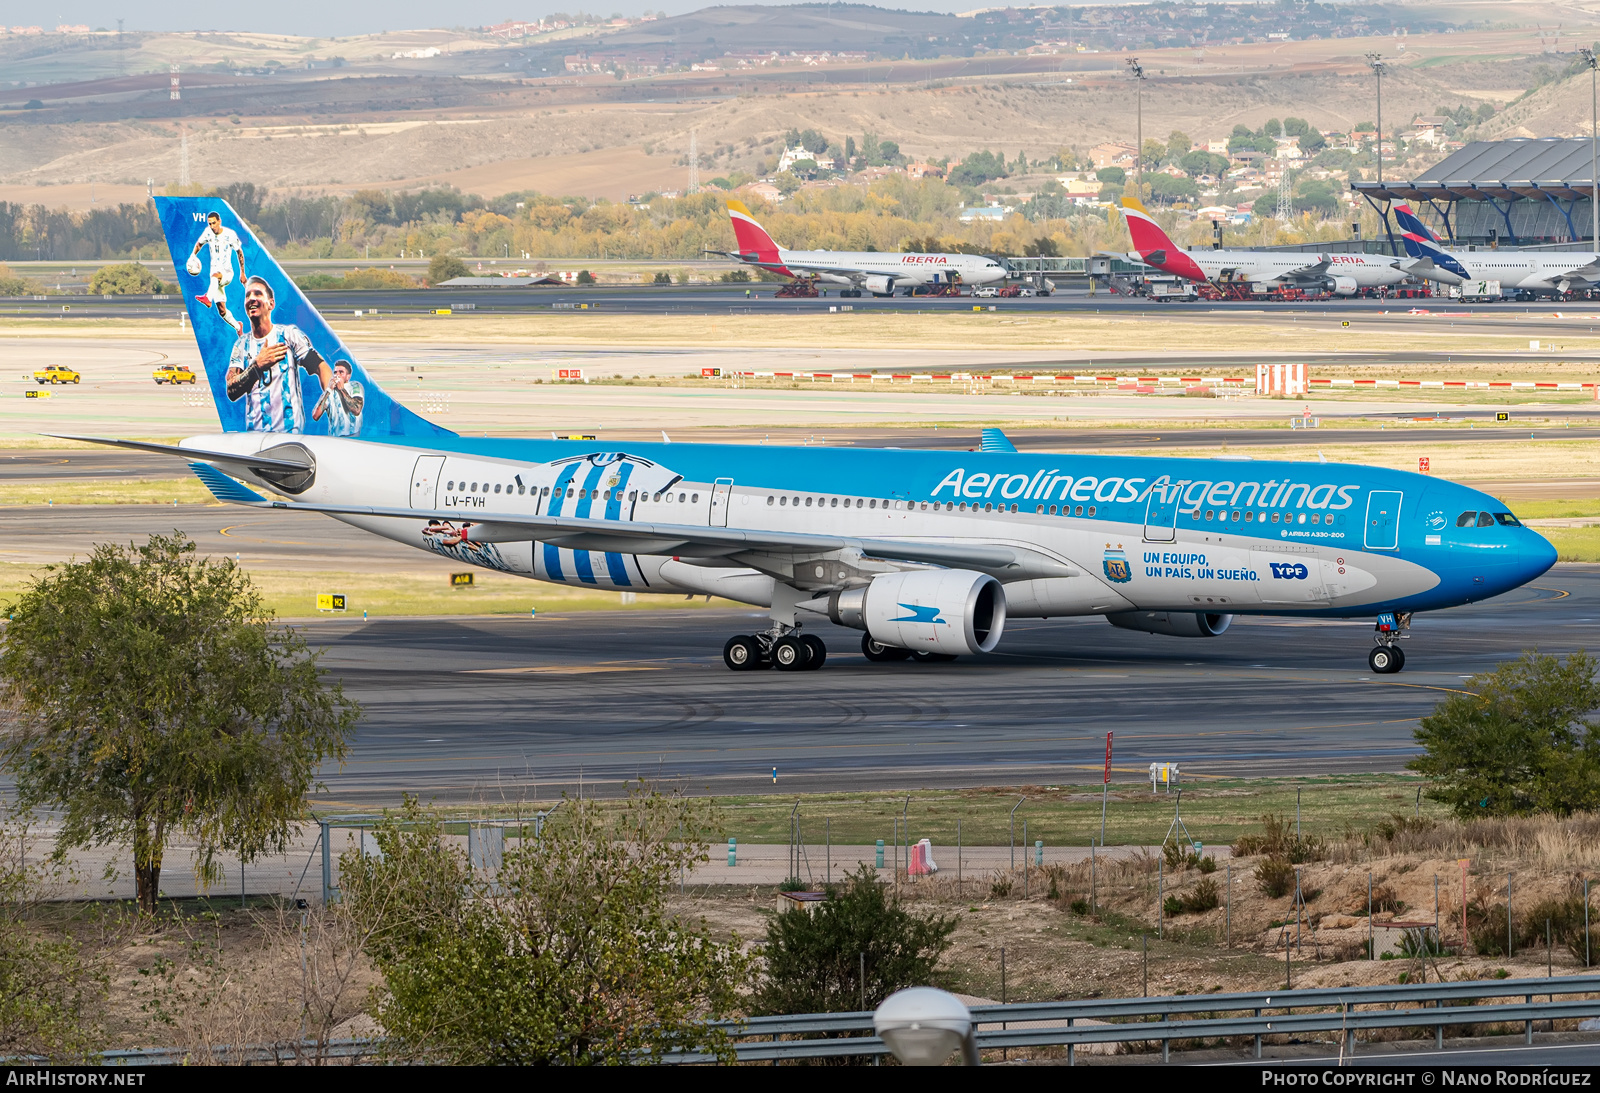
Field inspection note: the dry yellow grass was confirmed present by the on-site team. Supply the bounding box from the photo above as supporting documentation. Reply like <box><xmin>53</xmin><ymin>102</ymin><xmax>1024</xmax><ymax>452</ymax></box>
<box><xmin>3</xmin><ymin>313</ymin><xmax>1594</xmax><ymax>360</ymax></box>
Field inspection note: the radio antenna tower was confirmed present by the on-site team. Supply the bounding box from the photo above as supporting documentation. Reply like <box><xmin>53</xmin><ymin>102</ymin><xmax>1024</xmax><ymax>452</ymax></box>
<box><xmin>179</xmin><ymin>128</ymin><xmax>190</xmax><ymax>189</ymax></box>
<box><xmin>169</xmin><ymin>62</ymin><xmax>181</xmax><ymax>100</ymax></box>
<box><xmin>687</xmin><ymin>129</ymin><xmax>699</xmax><ymax>194</ymax></box>
<box><xmin>1275</xmin><ymin>168</ymin><xmax>1293</xmax><ymax>222</ymax></box>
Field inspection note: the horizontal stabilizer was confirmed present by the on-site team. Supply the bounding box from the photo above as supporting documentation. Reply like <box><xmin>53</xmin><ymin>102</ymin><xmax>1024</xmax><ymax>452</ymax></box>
<box><xmin>189</xmin><ymin>462</ymin><xmax>266</xmax><ymax>503</ymax></box>
<box><xmin>46</xmin><ymin>435</ymin><xmax>310</xmax><ymax>473</ymax></box>
<box><xmin>980</xmin><ymin>427</ymin><xmax>1019</xmax><ymax>453</ymax></box>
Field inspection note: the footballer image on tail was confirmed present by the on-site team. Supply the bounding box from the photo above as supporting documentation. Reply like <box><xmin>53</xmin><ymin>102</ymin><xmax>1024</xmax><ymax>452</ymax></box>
<box><xmin>186</xmin><ymin>210</ymin><xmax>247</xmax><ymax>335</ymax></box>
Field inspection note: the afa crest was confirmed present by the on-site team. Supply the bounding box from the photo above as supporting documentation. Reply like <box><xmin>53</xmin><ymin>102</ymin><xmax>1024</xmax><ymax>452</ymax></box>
<box><xmin>1102</xmin><ymin>548</ymin><xmax>1132</xmax><ymax>584</ymax></box>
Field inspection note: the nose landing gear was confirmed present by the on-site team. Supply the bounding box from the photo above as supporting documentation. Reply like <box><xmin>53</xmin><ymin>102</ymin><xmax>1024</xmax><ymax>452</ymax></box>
<box><xmin>1368</xmin><ymin>611</ymin><xmax>1411</xmax><ymax>674</ymax></box>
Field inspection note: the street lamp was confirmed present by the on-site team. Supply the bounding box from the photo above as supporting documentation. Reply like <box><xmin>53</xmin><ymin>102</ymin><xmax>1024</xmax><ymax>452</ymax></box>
<box><xmin>1365</xmin><ymin>53</ymin><xmax>1385</xmax><ymax>188</ymax></box>
<box><xmin>1126</xmin><ymin>56</ymin><xmax>1146</xmax><ymax>197</ymax></box>
<box><xmin>874</xmin><ymin>987</ymin><xmax>979</xmax><ymax>1066</ymax></box>
<box><xmin>1582</xmin><ymin>47</ymin><xmax>1598</xmax><ymax>246</ymax></box>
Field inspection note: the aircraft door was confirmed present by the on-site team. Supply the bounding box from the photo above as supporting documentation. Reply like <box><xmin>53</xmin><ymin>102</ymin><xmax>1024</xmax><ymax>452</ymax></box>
<box><xmin>709</xmin><ymin>478</ymin><xmax>734</xmax><ymax>527</ymax></box>
<box><xmin>411</xmin><ymin>455</ymin><xmax>445</xmax><ymax>509</ymax></box>
<box><xmin>1364</xmin><ymin>491</ymin><xmax>1403</xmax><ymax>550</ymax></box>
<box><xmin>1143</xmin><ymin>487</ymin><xmax>1178</xmax><ymax>542</ymax></box>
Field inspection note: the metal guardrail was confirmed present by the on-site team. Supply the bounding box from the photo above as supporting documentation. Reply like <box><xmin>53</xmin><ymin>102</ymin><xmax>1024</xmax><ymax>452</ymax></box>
<box><xmin>97</xmin><ymin>1039</ymin><xmax>379</xmax><ymax>1066</ymax></box>
<box><xmin>669</xmin><ymin>974</ymin><xmax>1600</xmax><ymax>1064</ymax></box>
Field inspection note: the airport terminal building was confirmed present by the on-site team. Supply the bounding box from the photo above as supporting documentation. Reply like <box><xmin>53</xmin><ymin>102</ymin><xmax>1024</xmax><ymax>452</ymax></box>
<box><xmin>1352</xmin><ymin>138</ymin><xmax>1598</xmax><ymax>250</ymax></box>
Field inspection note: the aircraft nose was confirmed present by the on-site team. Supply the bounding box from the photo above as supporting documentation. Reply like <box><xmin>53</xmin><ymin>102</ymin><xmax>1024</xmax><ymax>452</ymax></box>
<box><xmin>1521</xmin><ymin>529</ymin><xmax>1558</xmax><ymax>581</ymax></box>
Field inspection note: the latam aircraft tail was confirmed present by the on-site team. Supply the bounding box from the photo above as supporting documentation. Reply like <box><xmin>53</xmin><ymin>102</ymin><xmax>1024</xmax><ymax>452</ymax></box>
<box><xmin>153</xmin><ymin>196</ymin><xmax>452</xmax><ymax>440</ymax></box>
<box><xmin>1393</xmin><ymin>204</ymin><xmax>1443</xmax><ymax>245</ymax></box>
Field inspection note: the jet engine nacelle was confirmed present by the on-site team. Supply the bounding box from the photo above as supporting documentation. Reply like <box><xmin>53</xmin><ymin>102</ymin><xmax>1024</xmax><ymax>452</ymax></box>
<box><xmin>862</xmin><ymin>274</ymin><xmax>897</xmax><ymax>296</ymax></box>
<box><xmin>828</xmin><ymin>569</ymin><xmax>1005</xmax><ymax>655</ymax></box>
<box><xmin>1105</xmin><ymin>610</ymin><xmax>1232</xmax><ymax>638</ymax></box>
<box><xmin>1328</xmin><ymin>275</ymin><xmax>1359</xmax><ymax>296</ymax></box>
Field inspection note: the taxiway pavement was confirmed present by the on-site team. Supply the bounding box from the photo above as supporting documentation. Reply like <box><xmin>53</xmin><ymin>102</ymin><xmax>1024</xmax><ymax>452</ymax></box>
<box><xmin>286</xmin><ymin>568</ymin><xmax>1589</xmax><ymax>805</ymax></box>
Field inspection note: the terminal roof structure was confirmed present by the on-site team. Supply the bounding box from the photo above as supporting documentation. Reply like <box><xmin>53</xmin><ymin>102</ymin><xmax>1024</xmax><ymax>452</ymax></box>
<box><xmin>1351</xmin><ymin>138</ymin><xmax>1598</xmax><ymax>204</ymax></box>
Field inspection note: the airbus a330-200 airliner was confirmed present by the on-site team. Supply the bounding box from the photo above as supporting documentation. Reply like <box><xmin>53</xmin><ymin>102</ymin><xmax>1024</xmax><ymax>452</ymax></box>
<box><xmin>64</xmin><ymin>197</ymin><xmax>1557</xmax><ymax>674</ymax></box>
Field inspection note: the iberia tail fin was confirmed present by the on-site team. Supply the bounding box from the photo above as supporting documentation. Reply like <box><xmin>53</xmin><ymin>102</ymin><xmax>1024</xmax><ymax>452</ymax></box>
<box><xmin>725</xmin><ymin>198</ymin><xmax>783</xmax><ymax>265</ymax></box>
<box><xmin>1119</xmin><ymin>195</ymin><xmax>1206</xmax><ymax>282</ymax></box>
<box><xmin>154</xmin><ymin>196</ymin><xmax>452</xmax><ymax>441</ymax></box>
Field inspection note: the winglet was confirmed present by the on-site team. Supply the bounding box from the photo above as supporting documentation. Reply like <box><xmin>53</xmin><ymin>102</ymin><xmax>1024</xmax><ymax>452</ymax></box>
<box><xmin>661</xmin><ymin>430</ymin><xmax>672</xmax><ymax>444</ymax></box>
<box><xmin>190</xmin><ymin>461</ymin><xmax>267</xmax><ymax>503</ymax></box>
<box><xmin>980</xmin><ymin>427</ymin><xmax>1019</xmax><ymax>453</ymax></box>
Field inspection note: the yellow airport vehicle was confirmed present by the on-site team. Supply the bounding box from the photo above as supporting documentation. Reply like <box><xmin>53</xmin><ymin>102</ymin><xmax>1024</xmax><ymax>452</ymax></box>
<box><xmin>153</xmin><ymin>364</ymin><xmax>199</xmax><ymax>385</ymax></box>
<box><xmin>34</xmin><ymin>366</ymin><xmax>80</xmax><ymax>385</ymax></box>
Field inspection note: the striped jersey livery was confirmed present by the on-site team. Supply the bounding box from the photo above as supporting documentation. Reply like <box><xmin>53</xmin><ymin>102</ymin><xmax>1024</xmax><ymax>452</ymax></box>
<box><xmin>230</xmin><ymin>323</ymin><xmax>315</xmax><ymax>433</ymax></box>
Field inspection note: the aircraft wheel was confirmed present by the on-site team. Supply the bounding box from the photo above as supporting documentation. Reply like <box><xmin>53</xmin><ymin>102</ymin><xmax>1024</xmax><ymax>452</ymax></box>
<box><xmin>911</xmin><ymin>650</ymin><xmax>958</xmax><ymax>663</ymax></box>
<box><xmin>723</xmin><ymin>635</ymin><xmax>762</xmax><ymax>671</ymax></box>
<box><xmin>801</xmin><ymin>634</ymin><xmax>827</xmax><ymax>670</ymax></box>
<box><xmin>771</xmin><ymin>635</ymin><xmax>810</xmax><ymax>671</ymax></box>
<box><xmin>1368</xmin><ymin>645</ymin><xmax>1405</xmax><ymax>674</ymax></box>
<box><xmin>862</xmin><ymin>635</ymin><xmax>911</xmax><ymax>662</ymax></box>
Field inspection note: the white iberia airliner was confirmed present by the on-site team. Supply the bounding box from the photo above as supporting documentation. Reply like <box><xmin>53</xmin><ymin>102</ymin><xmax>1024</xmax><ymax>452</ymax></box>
<box><xmin>716</xmin><ymin>199</ymin><xmax>1009</xmax><ymax>297</ymax></box>
<box><xmin>1121</xmin><ymin>197</ymin><xmax>1411</xmax><ymax>294</ymax></box>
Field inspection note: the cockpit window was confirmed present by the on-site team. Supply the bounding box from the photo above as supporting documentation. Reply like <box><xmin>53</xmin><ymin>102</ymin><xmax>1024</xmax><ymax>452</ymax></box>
<box><xmin>1457</xmin><ymin>511</ymin><xmax>1477</xmax><ymax>527</ymax></box>
<box><xmin>1495</xmin><ymin>512</ymin><xmax>1522</xmax><ymax>527</ymax></box>
<box><xmin>1476</xmin><ymin>511</ymin><xmax>1496</xmax><ymax>528</ymax></box>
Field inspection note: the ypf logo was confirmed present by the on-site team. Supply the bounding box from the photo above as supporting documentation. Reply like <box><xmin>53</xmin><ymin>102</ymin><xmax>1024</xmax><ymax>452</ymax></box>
<box><xmin>1270</xmin><ymin>562</ymin><xmax>1310</xmax><ymax>580</ymax></box>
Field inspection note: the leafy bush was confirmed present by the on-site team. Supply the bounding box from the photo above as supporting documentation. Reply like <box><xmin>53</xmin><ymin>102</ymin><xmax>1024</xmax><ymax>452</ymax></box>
<box><xmin>1256</xmin><ymin>857</ymin><xmax>1296</xmax><ymax>899</ymax></box>
<box><xmin>779</xmin><ymin>876</ymin><xmax>807</xmax><ymax>893</ymax></box>
<box><xmin>989</xmin><ymin>873</ymin><xmax>1013</xmax><ymax>899</ymax></box>
<box><xmin>1197</xmin><ymin>856</ymin><xmax>1217</xmax><ymax>875</ymax></box>
<box><xmin>1185</xmin><ymin>877</ymin><xmax>1221</xmax><ymax>913</ymax></box>
<box><xmin>719</xmin><ymin>269</ymin><xmax>751</xmax><ymax>282</ymax></box>
<box><xmin>756</xmin><ymin>864</ymin><xmax>957</xmax><ymax>1016</ymax></box>
<box><xmin>1069</xmin><ymin>898</ymin><xmax>1090</xmax><ymax>915</ymax></box>
<box><xmin>0</xmin><ymin>263</ymin><xmax>42</xmax><ymax>295</ymax></box>
<box><xmin>575</xmin><ymin>269</ymin><xmax>596</xmax><ymax>285</ymax></box>
<box><xmin>1165</xmin><ymin>877</ymin><xmax>1221</xmax><ymax>916</ymax></box>
<box><xmin>89</xmin><ymin>262</ymin><xmax>164</xmax><ymax>295</ymax></box>
<box><xmin>1370</xmin><ymin>812</ymin><xmax>1437</xmax><ymax>844</ymax></box>
<box><xmin>653</xmin><ymin>271</ymin><xmax>672</xmax><ymax>284</ymax></box>
<box><xmin>342</xmin><ymin>790</ymin><xmax>751</xmax><ymax>1064</ymax></box>
<box><xmin>425</xmin><ymin>254</ymin><xmax>469</xmax><ymax>285</ymax></box>
<box><xmin>1410</xmin><ymin>650</ymin><xmax>1600</xmax><ymax>817</ymax></box>
<box><xmin>341</xmin><ymin>267</ymin><xmax>419</xmax><ymax>289</ymax></box>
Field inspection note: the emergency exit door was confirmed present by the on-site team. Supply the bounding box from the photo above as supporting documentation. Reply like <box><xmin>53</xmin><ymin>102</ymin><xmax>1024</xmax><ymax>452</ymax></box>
<box><xmin>411</xmin><ymin>455</ymin><xmax>445</xmax><ymax>509</ymax></box>
<box><xmin>709</xmin><ymin>478</ymin><xmax>734</xmax><ymax>527</ymax></box>
<box><xmin>1144</xmin><ymin>487</ymin><xmax>1178</xmax><ymax>542</ymax></box>
<box><xmin>1364</xmin><ymin>491</ymin><xmax>1403</xmax><ymax>550</ymax></box>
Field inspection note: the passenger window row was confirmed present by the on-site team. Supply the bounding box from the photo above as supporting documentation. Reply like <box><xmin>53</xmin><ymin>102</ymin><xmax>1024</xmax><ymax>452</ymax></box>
<box><xmin>442</xmin><ymin>480</ymin><xmax>700</xmax><ymax>505</ymax></box>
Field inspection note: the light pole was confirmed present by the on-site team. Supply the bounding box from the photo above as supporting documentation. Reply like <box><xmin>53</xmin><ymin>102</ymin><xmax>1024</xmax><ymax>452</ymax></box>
<box><xmin>1127</xmin><ymin>56</ymin><xmax>1146</xmax><ymax>198</ymax></box>
<box><xmin>1366</xmin><ymin>53</ymin><xmax>1385</xmax><ymax>188</ymax></box>
<box><xmin>1582</xmin><ymin>47</ymin><xmax>1598</xmax><ymax>246</ymax></box>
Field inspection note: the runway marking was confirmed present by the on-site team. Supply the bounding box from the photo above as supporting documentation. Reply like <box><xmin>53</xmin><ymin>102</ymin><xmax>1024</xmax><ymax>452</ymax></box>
<box><xmin>1529</xmin><ymin>583</ymin><xmax>1572</xmax><ymax>599</ymax></box>
<box><xmin>219</xmin><ymin>523</ymin><xmax>318</xmax><ymax>546</ymax></box>
<box><xmin>463</xmin><ymin>665</ymin><xmax>664</xmax><ymax>675</ymax></box>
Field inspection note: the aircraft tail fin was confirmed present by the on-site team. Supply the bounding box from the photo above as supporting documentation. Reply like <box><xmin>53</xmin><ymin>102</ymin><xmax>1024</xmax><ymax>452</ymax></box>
<box><xmin>1120</xmin><ymin>195</ymin><xmax>1180</xmax><ymax>259</ymax></box>
<box><xmin>725</xmin><ymin>199</ymin><xmax>783</xmax><ymax>265</ymax></box>
<box><xmin>1393</xmin><ymin>203</ymin><xmax>1443</xmax><ymax>244</ymax></box>
<box><xmin>154</xmin><ymin>196</ymin><xmax>453</xmax><ymax>441</ymax></box>
<box><xmin>980</xmin><ymin>427</ymin><xmax>1019</xmax><ymax>453</ymax></box>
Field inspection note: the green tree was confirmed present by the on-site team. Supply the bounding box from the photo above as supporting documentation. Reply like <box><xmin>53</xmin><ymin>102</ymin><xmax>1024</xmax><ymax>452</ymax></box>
<box><xmin>0</xmin><ymin>534</ymin><xmax>359</xmax><ymax>913</ymax></box>
<box><xmin>0</xmin><ymin>825</ymin><xmax>104</xmax><ymax>1061</ymax></box>
<box><xmin>754</xmin><ymin>864</ymin><xmax>958</xmax><ymax>1016</ymax></box>
<box><xmin>1166</xmin><ymin>129</ymin><xmax>1192</xmax><ymax>162</ymax></box>
<box><xmin>575</xmin><ymin>269</ymin><xmax>596</xmax><ymax>285</ymax></box>
<box><xmin>948</xmin><ymin>150</ymin><xmax>1007</xmax><ymax>187</ymax></box>
<box><xmin>653</xmin><ymin>270</ymin><xmax>672</xmax><ymax>284</ymax></box>
<box><xmin>1409</xmin><ymin>650</ymin><xmax>1600</xmax><ymax>817</ymax></box>
<box><xmin>1095</xmin><ymin>166</ymin><xmax>1127</xmax><ymax>185</ymax></box>
<box><xmin>89</xmin><ymin>262</ymin><xmax>164</xmax><ymax>295</ymax></box>
<box><xmin>342</xmin><ymin>790</ymin><xmax>751</xmax><ymax>1064</ymax></box>
<box><xmin>426</xmin><ymin>254</ymin><xmax>470</xmax><ymax>285</ymax></box>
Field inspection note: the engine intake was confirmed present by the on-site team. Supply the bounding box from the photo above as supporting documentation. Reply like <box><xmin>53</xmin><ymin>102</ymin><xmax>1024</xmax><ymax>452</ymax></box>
<box><xmin>1105</xmin><ymin>611</ymin><xmax>1232</xmax><ymax>638</ymax></box>
<box><xmin>1327</xmin><ymin>275</ymin><xmax>1359</xmax><ymax>297</ymax></box>
<box><xmin>862</xmin><ymin>274</ymin><xmax>898</xmax><ymax>297</ymax></box>
<box><xmin>829</xmin><ymin>569</ymin><xmax>1005</xmax><ymax>656</ymax></box>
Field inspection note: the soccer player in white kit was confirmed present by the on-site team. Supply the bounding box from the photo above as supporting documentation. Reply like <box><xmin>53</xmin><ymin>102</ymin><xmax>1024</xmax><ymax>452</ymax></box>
<box><xmin>190</xmin><ymin>210</ymin><xmax>246</xmax><ymax>335</ymax></box>
<box><xmin>225</xmin><ymin>276</ymin><xmax>333</xmax><ymax>434</ymax></box>
<box><xmin>313</xmin><ymin>359</ymin><xmax>365</xmax><ymax>437</ymax></box>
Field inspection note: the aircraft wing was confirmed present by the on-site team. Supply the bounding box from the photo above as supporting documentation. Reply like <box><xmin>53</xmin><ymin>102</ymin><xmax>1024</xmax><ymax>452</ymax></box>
<box><xmin>1280</xmin><ymin>255</ymin><xmax>1332</xmax><ymax>280</ymax></box>
<box><xmin>234</xmin><ymin>495</ymin><xmax>1076</xmax><ymax>578</ymax></box>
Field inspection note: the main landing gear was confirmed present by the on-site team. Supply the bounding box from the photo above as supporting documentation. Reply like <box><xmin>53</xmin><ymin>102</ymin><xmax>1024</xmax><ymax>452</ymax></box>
<box><xmin>1368</xmin><ymin>611</ymin><xmax>1412</xmax><ymax>674</ymax></box>
<box><xmin>723</xmin><ymin>627</ymin><xmax>827</xmax><ymax>671</ymax></box>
